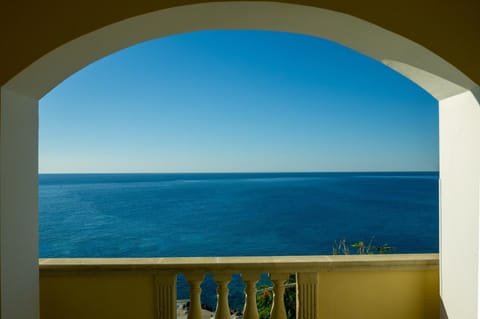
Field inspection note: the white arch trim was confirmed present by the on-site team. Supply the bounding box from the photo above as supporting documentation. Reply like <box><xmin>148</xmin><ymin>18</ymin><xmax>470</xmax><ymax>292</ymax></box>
<box><xmin>3</xmin><ymin>1</ymin><xmax>477</xmax><ymax>100</ymax></box>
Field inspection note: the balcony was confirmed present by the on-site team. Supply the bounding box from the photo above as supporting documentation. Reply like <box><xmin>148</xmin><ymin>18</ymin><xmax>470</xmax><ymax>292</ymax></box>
<box><xmin>39</xmin><ymin>253</ymin><xmax>439</xmax><ymax>319</ymax></box>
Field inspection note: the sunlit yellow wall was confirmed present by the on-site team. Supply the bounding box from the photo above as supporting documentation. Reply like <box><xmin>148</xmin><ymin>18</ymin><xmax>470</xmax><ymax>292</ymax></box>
<box><xmin>317</xmin><ymin>269</ymin><xmax>439</xmax><ymax>319</ymax></box>
<box><xmin>40</xmin><ymin>273</ymin><xmax>156</xmax><ymax>319</ymax></box>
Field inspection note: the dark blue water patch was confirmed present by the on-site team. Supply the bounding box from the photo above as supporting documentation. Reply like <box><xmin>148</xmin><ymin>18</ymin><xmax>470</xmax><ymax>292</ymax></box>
<box><xmin>39</xmin><ymin>172</ymin><xmax>438</xmax><ymax>258</ymax></box>
<box><xmin>38</xmin><ymin>171</ymin><xmax>437</xmax><ymax>185</ymax></box>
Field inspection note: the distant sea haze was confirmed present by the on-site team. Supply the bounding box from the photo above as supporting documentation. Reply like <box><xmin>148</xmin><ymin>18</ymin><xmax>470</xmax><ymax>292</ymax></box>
<box><xmin>39</xmin><ymin>171</ymin><xmax>439</xmax><ymax>258</ymax></box>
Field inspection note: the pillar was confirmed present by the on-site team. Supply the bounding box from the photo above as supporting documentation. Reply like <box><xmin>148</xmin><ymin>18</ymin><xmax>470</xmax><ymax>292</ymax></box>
<box><xmin>154</xmin><ymin>273</ymin><xmax>177</xmax><ymax>319</ymax></box>
<box><xmin>0</xmin><ymin>88</ymin><xmax>39</xmax><ymax>319</ymax></box>
<box><xmin>185</xmin><ymin>273</ymin><xmax>204</xmax><ymax>319</ymax></box>
<box><xmin>214</xmin><ymin>273</ymin><xmax>231</xmax><ymax>319</ymax></box>
<box><xmin>296</xmin><ymin>272</ymin><xmax>319</xmax><ymax>319</ymax></box>
<box><xmin>269</xmin><ymin>273</ymin><xmax>289</xmax><ymax>319</ymax></box>
<box><xmin>439</xmin><ymin>87</ymin><xmax>480</xmax><ymax>319</ymax></box>
<box><xmin>242</xmin><ymin>272</ymin><xmax>260</xmax><ymax>319</ymax></box>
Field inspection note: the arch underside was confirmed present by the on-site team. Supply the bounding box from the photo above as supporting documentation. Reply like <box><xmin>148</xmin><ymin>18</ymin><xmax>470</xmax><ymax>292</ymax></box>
<box><xmin>4</xmin><ymin>2</ymin><xmax>477</xmax><ymax>100</ymax></box>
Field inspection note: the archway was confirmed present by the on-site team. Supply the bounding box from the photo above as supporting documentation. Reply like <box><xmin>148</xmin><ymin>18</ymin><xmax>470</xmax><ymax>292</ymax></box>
<box><xmin>1</xmin><ymin>2</ymin><xmax>479</xmax><ymax>318</ymax></box>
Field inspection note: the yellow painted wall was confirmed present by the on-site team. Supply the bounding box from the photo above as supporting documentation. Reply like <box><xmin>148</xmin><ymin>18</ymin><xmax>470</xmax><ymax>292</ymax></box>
<box><xmin>317</xmin><ymin>269</ymin><xmax>439</xmax><ymax>319</ymax></box>
<box><xmin>40</xmin><ymin>273</ymin><xmax>156</xmax><ymax>319</ymax></box>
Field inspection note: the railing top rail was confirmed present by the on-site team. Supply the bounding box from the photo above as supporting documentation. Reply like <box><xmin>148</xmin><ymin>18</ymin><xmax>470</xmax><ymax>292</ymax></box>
<box><xmin>39</xmin><ymin>253</ymin><xmax>438</xmax><ymax>274</ymax></box>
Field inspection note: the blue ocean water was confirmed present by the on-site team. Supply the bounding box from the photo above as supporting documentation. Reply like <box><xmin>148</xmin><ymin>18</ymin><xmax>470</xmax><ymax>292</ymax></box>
<box><xmin>39</xmin><ymin>172</ymin><xmax>439</xmax><ymax>258</ymax></box>
<box><xmin>39</xmin><ymin>172</ymin><xmax>439</xmax><ymax>309</ymax></box>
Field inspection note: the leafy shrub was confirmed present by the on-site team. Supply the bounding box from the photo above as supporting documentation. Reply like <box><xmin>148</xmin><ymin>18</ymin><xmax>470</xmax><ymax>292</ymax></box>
<box><xmin>333</xmin><ymin>237</ymin><xmax>394</xmax><ymax>255</ymax></box>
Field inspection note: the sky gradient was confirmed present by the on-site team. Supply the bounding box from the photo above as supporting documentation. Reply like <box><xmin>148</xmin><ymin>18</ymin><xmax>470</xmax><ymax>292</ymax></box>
<box><xmin>39</xmin><ymin>30</ymin><xmax>438</xmax><ymax>173</ymax></box>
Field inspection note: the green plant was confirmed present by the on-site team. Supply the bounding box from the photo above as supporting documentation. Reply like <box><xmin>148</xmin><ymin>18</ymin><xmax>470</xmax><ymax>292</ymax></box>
<box><xmin>284</xmin><ymin>275</ymin><xmax>296</xmax><ymax>319</ymax></box>
<box><xmin>332</xmin><ymin>239</ymin><xmax>350</xmax><ymax>255</ymax></box>
<box><xmin>256</xmin><ymin>284</ymin><xmax>272</xmax><ymax>319</ymax></box>
<box><xmin>256</xmin><ymin>274</ymin><xmax>296</xmax><ymax>319</ymax></box>
<box><xmin>333</xmin><ymin>236</ymin><xmax>394</xmax><ymax>255</ymax></box>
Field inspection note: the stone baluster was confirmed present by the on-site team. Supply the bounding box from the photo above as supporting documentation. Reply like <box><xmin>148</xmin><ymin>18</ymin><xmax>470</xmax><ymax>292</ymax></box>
<box><xmin>296</xmin><ymin>272</ymin><xmax>319</xmax><ymax>319</ymax></box>
<box><xmin>241</xmin><ymin>272</ymin><xmax>260</xmax><ymax>319</ymax></box>
<box><xmin>269</xmin><ymin>273</ymin><xmax>290</xmax><ymax>319</ymax></box>
<box><xmin>154</xmin><ymin>273</ymin><xmax>177</xmax><ymax>319</ymax></box>
<box><xmin>186</xmin><ymin>273</ymin><xmax>205</xmax><ymax>319</ymax></box>
<box><xmin>214</xmin><ymin>273</ymin><xmax>232</xmax><ymax>319</ymax></box>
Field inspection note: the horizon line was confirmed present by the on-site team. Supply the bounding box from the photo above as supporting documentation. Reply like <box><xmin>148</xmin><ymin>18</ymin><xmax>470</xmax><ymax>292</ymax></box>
<box><xmin>38</xmin><ymin>170</ymin><xmax>440</xmax><ymax>175</ymax></box>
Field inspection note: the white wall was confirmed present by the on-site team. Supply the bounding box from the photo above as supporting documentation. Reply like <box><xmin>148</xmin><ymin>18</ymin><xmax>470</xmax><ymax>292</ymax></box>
<box><xmin>0</xmin><ymin>88</ymin><xmax>39</xmax><ymax>319</ymax></box>
<box><xmin>439</xmin><ymin>88</ymin><xmax>480</xmax><ymax>319</ymax></box>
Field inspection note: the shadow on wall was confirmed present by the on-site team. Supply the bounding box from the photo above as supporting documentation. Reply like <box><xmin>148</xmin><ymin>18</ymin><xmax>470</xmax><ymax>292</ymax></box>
<box><xmin>440</xmin><ymin>299</ymin><xmax>448</xmax><ymax>319</ymax></box>
<box><xmin>471</xmin><ymin>86</ymin><xmax>480</xmax><ymax>104</ymax></box>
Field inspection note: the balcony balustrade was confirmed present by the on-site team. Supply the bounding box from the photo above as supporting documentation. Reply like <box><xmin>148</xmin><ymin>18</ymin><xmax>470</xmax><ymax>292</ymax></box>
<box><xmin>39</xmin><ymin>254</ymin><xmax>439</xmax><ymax>319</ymax></box>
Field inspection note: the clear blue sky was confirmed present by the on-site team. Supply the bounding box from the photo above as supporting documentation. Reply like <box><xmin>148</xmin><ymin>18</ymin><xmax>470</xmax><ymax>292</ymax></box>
<box><xmin>39</xmin><ymin>30</ymin><xmax>438</xmax><ymax>173</ymax></box>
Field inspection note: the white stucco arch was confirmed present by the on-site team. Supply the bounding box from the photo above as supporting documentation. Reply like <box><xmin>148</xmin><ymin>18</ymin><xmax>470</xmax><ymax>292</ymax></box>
<box><xmin>1</xmin><ymin>2</ymin><xmax>479</xmax><ymax>318</ymax></box>
<box><xmin>3</xmin><ymin>2</ymin><xmax>477</xmax><ymax>100</ymax></box>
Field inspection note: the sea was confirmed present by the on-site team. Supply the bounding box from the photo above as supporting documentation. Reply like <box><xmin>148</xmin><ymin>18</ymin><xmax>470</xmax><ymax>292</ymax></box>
<box><xmin>39</xmin><ymin>172</ymin><xmax>439</xmax><ymax>310</ymax></box>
